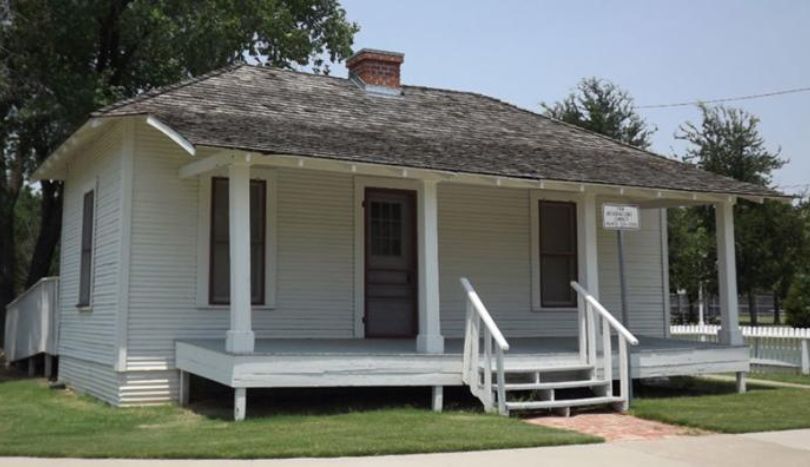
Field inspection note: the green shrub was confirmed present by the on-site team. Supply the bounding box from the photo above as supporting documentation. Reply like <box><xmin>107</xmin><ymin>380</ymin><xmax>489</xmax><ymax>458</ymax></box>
<box><xmin>785</xmin><ymin>274</ymin><xmax>810</xmax><ymax>328</ymax></box>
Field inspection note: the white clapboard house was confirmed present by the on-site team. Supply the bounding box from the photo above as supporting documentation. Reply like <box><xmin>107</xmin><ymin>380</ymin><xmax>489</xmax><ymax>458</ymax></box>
<box><xmin>11</xmin><ymin>49</ymin><xmax>787</xmax><ymax>420</ymax></box>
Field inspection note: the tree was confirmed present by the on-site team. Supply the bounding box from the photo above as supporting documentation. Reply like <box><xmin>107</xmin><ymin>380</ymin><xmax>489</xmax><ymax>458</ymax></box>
<box><xmin>678</xmin><ymin>104</ymin><xmax>785</xmax><ymax>186</ymax></box>
<box><xmin>668</xmin><ymin>207</ymin><xmax>714</xmax><ymax>323</ymax></box>
<box><xmin>542</xmin><ymin>77</ymin><xmax>655</xmax><ymax>149</ymax></box>
<box><xmin>785</xmin><ymin>273</ymin><xmax>810</xmax><ymax>328</ymax></box>
<box><xmin>779</xmin><ymin>197</ymin><xmax>810</xmax><ymax>328</ymax></box>
<box><xmin>0</xmin><ymin>0</ymin><xmax>358</xmax><ymax>343</ymax></box>
<box><xmin>757</xmin><ymin>197</ymin><xmax>809</xmax><ymax>324</ymax></box>
<box><xmin>677</xmin><ymin>104</ymin><xmax>786</xmax><ymax>325</ymax></box>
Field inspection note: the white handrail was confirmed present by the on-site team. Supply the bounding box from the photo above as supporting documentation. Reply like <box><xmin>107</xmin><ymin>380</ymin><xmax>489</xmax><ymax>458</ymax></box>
<box><xmin>460</xmin><ymin>277</ymin><xmax>509</xmax><ymax>351</ymax></box>
<box><xmin>4</xmin><ymin>276</ymin><xmax>59</xmax><ymax>311</ymax></box>
<box><xmin>460</xmin><ymin>277</ymin><xmax>509</xmax><ymax>415</ymax></box>
<box><xmin>570</xmin><ymin>280</ymin><xmax>638</xmax><ymax>411</ymax></box>
<box><xmin>571</xmin><ymin>281</ymin><xmax>638</xmax><ymax>345</ymax></box>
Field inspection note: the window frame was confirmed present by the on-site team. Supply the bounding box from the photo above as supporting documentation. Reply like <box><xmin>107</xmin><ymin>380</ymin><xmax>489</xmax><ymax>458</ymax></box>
<box><xmin>196</xmin><ymin>168</ymin><xmax>277</xmax><ymax>310</ymax></box>
<box><xmin>530</xmin><ymin>191</ymin><xmax>582</xmax><ymax>312</ymax></box>
<box><xmin>77</xmin><ymin>184</ymin><xmax>98</xmax><ymax>310</ymax></box>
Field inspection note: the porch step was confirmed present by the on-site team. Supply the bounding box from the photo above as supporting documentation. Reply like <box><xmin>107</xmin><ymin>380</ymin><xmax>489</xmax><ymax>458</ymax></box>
<box><xmin>506</xmin><ymin>395</ymin><xmax>623</xmax><ymax>411</ymax></box>
<box><xmin>503</xmin><ymin>379</ymin><xmax>609</xmax><ymax>391</ymax></box>
<box><xmin>479</xmin><ymin>363</ymin><xmax>593</xmax><ymax>373</ymax></box>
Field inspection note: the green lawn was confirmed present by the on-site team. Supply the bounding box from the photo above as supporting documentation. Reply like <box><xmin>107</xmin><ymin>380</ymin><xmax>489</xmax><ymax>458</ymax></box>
<box><xmin>631</xmin><ymin>377</ymin><xmax>810</xmax><ymax>433</ymax></box>
<box><xmin>0</xmin><ymin>377</ymin><xmax>598</xmax><ymax>459</ymax></box>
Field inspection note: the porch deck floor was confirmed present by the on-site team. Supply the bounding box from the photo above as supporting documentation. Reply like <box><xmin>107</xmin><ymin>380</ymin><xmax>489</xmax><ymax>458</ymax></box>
<box><xmin>179</xmin><ymin>335</ymin><xmax>743</xmax><ymax>357</ymax></box>
<box><xmin>175</xmin><ymin>335</ymin><xmax>749</xmax><ymax>389</ymax></box>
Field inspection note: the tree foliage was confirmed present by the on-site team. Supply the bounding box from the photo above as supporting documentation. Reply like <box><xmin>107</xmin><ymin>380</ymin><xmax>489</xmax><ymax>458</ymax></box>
<box><xmin>785</xmin><ymin>273</ymin><xmax>810</xmax><ymax>328</ymax></box>
<box><xmin>0</xmin><ymin>0</ymin><xmax>358</xmax><ymax>338</ymax></box>
<box><xmin>678</xmin><ymin>104</ymin><xmax>785</xmax><ymax>186</ymax></box>
<box><xmin>542</xmin><ymin>77</ymin><xmax>655</xmax><ymax>149</ymax></box>
<box><xmin>673</xmin><ymin>104</ymin><xmax>797</xmax><ymax>325</ymax></box>
<box><xmin>668</xmin><ymin>207</ymin><xmax>714</xmax><ymax>322</ymax></box>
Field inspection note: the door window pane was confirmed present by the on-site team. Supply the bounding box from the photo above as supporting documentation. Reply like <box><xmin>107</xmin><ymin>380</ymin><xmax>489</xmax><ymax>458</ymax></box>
<box><xmin>370</xmin><ymin>201</ymin><xmax>403</xmax><ymax>256</ymax></box>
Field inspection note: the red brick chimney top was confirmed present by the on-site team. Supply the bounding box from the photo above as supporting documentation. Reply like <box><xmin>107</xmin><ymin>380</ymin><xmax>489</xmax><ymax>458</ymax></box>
<box><xmin>346</xmin><ymin>49</ymin><xmax>404</xmax><ymax>91</ymax></box>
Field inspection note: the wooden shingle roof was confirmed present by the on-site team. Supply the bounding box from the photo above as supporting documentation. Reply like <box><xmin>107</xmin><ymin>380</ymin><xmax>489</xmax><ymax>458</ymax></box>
<box><xmin>95</xmin><ymin>64</ymin><xmax>784</xmax><ymax>199</ymax></box>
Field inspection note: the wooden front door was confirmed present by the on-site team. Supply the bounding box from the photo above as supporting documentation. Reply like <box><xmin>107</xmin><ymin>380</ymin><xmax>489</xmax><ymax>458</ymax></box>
<box><xmin>364</xmin><ymin>188</ymin><xmax>418</xmax><ymax>337</ymax></box>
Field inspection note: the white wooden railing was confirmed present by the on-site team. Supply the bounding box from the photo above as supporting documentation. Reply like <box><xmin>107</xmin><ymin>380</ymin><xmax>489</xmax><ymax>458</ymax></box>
<box><xmin>460</xmin><ymin>277</ymin><xmax>510</xmax><ymax>415</ymax></box>
<box><xmin>671</xmin><ymin>324</ymin><xmax>810</xmax><ymax>374</ymax></box>
<box><xmin>4</xmin><ymin>277</ymin><xmax>60</xmax><ymax>363</ymax></box>
<box><xmin>570</xmin><ymin>281</ymin><xmax>639</xmax><ymax>409</ymax></box>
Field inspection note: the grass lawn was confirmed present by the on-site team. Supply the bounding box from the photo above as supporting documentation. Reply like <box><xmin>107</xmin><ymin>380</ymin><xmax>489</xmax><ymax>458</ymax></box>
<box><xmin>0</xmin><ymin>376</ymin><xmax>598</xmax><ymax>459</ymax></box>
<box><xmin>631</xmin><ymin>377</ymin><xmax>810</xmax><ymax>433</ymax></box>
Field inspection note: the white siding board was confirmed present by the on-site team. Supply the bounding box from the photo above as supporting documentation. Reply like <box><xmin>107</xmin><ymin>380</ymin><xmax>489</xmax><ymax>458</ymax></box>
<box><xmin>118</xmin><ymin>370</ymin><xmax>178</xmax><ymax>406</ymax></box>
<box><xmin>597</xmin><ymin>209</ymin><xmax>667</xmax><ymax>337</ymax></box>
<box><xmin>58</xmin><ymin>125</ymin><xmax>122</xmax><ymax>367</ymax></box>
<box><xmin>437</xmin><ymin>184</ymin><xmax>666</xmax><ymax>338</ymax></box>
<box><xmin>59</xmin><ymin>356</ymin><xmax>120</xmax><ymax>406</ymax></box>
<box><xmin>438</xmin><ymin>184</ymin><xmax>536</xmax><ymax>337</ymax></box>
<box><xmin>125</xmin><ymin>123</ymin><xmax>355</xmax><ymax>375</ymax></box>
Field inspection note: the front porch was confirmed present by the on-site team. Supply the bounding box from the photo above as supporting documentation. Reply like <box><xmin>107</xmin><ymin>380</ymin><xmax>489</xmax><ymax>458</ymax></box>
<box><xmin>176</xmin><ymin>335</ymin><xmax>749</xmax><ymax>417</ymax></box>
<box><xmin>168</xmin><ymin>145</ymin><xmax>756</xmax><ymax>420</ymax></box>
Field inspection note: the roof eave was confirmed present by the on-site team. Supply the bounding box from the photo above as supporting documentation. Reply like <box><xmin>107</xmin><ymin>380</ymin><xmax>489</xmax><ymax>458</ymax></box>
<box><xmin>32</xmin><ymin>114</ymin><xmax>196</xmax><ymax>181</ymax></box>
<box><xmin>32</xmin><ymin>118</ymin><xmax>110</xmax><ymax>181</ymax></box>
<box><xmin>192</xmin><ymin>144</ymin><xmax>788</xmax><ymax>205</ymax></box>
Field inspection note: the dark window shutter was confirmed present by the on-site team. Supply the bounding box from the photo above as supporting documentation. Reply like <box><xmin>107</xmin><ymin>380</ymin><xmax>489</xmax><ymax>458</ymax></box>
<box><xmin>78</xmin><ymin>190</ymin><xmax>94</xmax><ymax>307</ymax></box>
<box><xmin>538</xmin><ymin>201</ymin><xmax>578</xmax><ymax>308</ymax></box>
<box><xmin>209</xmin><ymin>178</ymin><xmax>266</xmax><ymax>305</ymax></box>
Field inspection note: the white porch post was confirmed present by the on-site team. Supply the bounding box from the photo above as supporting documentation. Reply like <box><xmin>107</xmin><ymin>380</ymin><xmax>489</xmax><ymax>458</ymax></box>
<box><xmin>417</xmin><ymin>179</ymin><xmax>444</xmax><ymax>354</ymax></box>
<box><xmin>225</xmin><ymin>161</ymin><xmax>255</xmax><ymax>354</ymax></box>
<box><xmin>577</xmin><ymin>193</ymin><xmax>600</xmax><ymax>360</ymax></box>
<box><xmin>715</xmin><ymin>201</ymin><xmax>743</xmax><ymax>346</ymax></box>
<box><xmin>580</xmin><ymin>194</ymin><xmax>600</xmax><ymax>300</ymax></box>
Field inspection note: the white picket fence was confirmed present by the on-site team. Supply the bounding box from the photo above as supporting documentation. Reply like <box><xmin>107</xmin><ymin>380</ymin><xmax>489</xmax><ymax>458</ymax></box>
<box><xmin>670</xmin><ymin>324</ymin><xmax>810</xmax><ymax>374</ymax></box>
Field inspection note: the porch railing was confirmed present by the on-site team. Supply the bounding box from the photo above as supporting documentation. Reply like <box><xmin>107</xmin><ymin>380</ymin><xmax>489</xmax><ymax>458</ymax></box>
<box><xmin>4</xmin><ymin>276</ymin><xmax>60</xmax><ymax>363</ymax></box>
<box><xmin>570</xmin><ymin>281</ymin><xmax>638</xmax><ymax>409</ymax></box>
<box><xmin>460</xmin><ymin>277</ymin><xmax>510</xmax><ymax>414</ymax></box>
<box><xmin>671</xmin><ymin>324</ymin><xmax>810</xmax><ymax>374</ymax></box>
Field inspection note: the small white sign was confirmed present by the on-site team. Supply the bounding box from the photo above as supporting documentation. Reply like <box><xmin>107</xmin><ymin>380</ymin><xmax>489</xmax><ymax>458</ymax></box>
<box><xmin>603</xmin><ymin>204</ymin><xmax>640</xmax><ymax>230</ymax></box>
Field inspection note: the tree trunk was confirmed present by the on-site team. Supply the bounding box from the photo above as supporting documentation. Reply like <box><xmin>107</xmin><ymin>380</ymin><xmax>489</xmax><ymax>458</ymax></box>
<box><xmin>0</xmin><ymin>196</ymin><xmax>16</xmax><ymax>348</ymax></box>
<box><xmin>25</xmin><ymin>181</ymin><xmax>63</xmax><ymax>288</ymax></box>
<box><xmin>687</xmin><ymin>301</ymin><xmax>697</xmax><ymax>324</ymax></box>
<box><xmin>748</xmin><ymin>290</ymin><xmax>758</xmax><ymax>327</ymax></box>
<box><xmin>773</xmin><ymin>291</ymin><xmax>780</xmax><ymax>325</ymax></box>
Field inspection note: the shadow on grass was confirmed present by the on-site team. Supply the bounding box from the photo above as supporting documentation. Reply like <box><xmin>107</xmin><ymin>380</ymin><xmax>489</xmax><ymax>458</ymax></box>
<box><xmin>0</xmin><ymin>353</ymin><xmax>43</xmax><ymax>384</ymax></box>
<box><xmin>187</xmin><ymin>375</ymin><xmax>485</xmax><ymax>421</ymax></box>
<box><xmin>634</xmin><ymin>376</ymin><xmax>777</xmax><ymax>400</ymax></box>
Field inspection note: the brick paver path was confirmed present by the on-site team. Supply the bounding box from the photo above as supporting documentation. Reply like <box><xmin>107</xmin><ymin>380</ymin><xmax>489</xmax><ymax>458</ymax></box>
<box><xmin>526</xmin><ymin>412</ymin><xmax>704</xmax><ymax>442</ymax></box>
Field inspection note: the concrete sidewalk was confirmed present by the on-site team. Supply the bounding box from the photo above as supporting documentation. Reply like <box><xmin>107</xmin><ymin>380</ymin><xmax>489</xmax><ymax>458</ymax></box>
<box><xmin>2</xmin><ymin>429</ymin><xmax>809</xmax><ymax>467</ymax></box>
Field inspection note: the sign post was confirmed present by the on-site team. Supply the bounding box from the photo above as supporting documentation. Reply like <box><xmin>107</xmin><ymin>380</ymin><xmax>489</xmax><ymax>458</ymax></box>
<box><xmin>602</xmin><ymin>204</ymin><xmax>640</xmax><ymax>327</ymax></box>
<box><xmin>602</xmin><ymin>203</ymin><xmax>640</xmax><ymax>400</ymax></box>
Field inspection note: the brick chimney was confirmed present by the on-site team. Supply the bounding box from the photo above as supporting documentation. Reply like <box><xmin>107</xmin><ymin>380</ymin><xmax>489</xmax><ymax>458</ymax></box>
<box><xmin>346</xmin><ymin>49</ymin><xmax>404</xmax><ymax>93</ymax></box>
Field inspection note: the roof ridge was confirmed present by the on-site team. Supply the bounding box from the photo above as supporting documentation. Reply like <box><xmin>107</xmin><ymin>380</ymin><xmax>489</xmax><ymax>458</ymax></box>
<box><xmin>92</xmin><ymin>63</ymin><xmax>247</xmax><ymax>116</ymax></box>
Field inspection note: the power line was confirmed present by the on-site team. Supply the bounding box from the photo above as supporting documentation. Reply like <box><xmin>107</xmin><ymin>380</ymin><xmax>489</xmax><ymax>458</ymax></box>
<box><xmin>637</xmin><ymin>86</ymin><xmax>810</xmax><ymax>109</ymax></box>
<box><xmin>777</xmin><ymin>183</ymin><xmax>810</xmax><ymax>191</ymax></box>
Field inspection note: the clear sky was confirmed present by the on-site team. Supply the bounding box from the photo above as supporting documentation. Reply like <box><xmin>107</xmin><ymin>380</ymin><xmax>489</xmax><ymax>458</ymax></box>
<box><xmin>331</xmin><ymin>0</ymin><xmax>809</xmax><ymax>195</ymax></box>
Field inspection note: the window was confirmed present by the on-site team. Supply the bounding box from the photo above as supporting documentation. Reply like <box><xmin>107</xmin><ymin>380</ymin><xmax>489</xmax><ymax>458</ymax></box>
<box><xmin>78</xmin><ymin>190</ymin><xmax>94</xmax><ymax>307</ymax></box>
<box><xmin>209</xmin><ymin>177</ymin><xmax>266</xmax><ymax>305</ymax></box>
<box><xmin>538</xmin><ymin>201</ymin><xmax>578</xmax><ymax>308</ymax></box>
